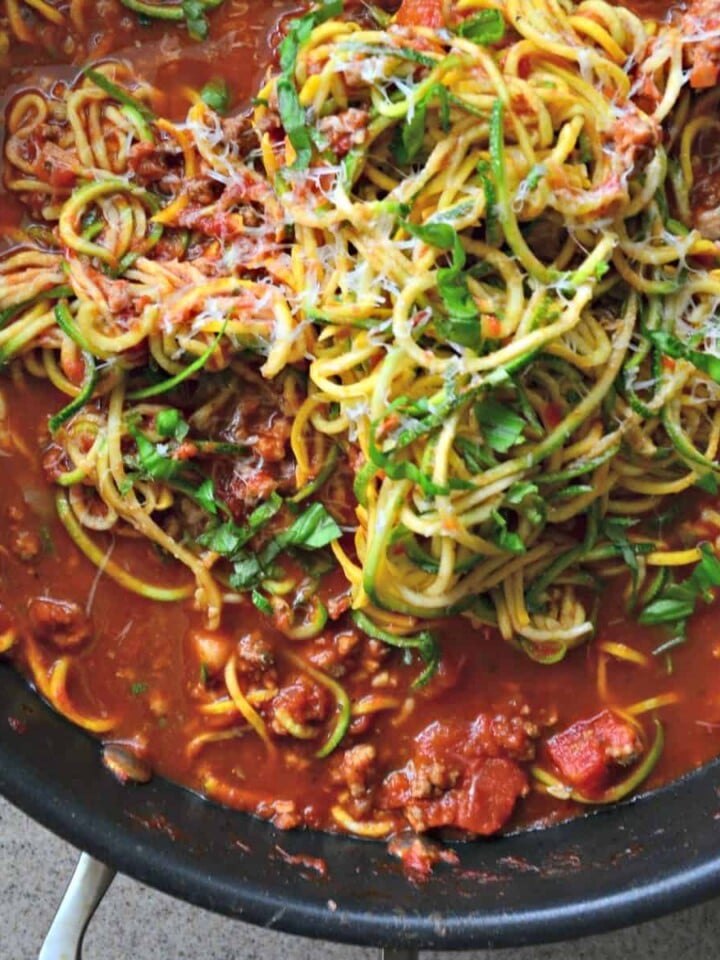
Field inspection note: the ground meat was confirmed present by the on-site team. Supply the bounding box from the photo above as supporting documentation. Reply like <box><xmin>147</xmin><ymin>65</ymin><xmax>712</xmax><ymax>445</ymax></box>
<box><xmin>610</xmin><ymin>106</ymin><xmax>660</xmax><ymax>162</ymax></box>
<box><xmin>42</xmin><ymin>445</ymin><xmax>70</xmax><ymax>483</ymax></box>
<box><xmin>35</xmin><ymin>141</ymin><xmax>77</xmax><ymax>189</ymax></box>
<box><xmin>304</xmin><ymin>626</ymin><xmax>360</xmax><ymax>674</ymax></box>
<box><xmin>10</xmin><ymin>529</ymin><xmax>41</xmax><ymax>562</ymax></box>
<box><xmin>333</xmin><ymin>743</ymin><xmax>377</xmax><ymax>798</ymax></box>
<box><xmin>696</xmin><ymin>206</ymin><xmax>720</xmax><ymax>240</ymax></box>
<box><xmin>88</xmin><ymin>269</ymin><xmax>136</xmax><ymax>315</ymax></box>
<box><xmin>215</xmin><ymin>381</ymin><xmax>296</xmax><ymax>517</ymax></box>
<box><xmin>270</xmin><ymin>676</ymin><xmax>331</xmax><ymax>735</ymax></box>
<box><xmin>128</xmin><ymin>139</ymin><xmax>182</xmax><ymax>183</ymax></box>
<box><xmin>326</xmin><ymin>591</ymin><xmax>352</xmax><ymax>621</ymax></box>
<box><xmin>220</xmin><ymin>113</ymin><xmax>259</xmax><ymax>156</ymax></box>
<box><xmin>380</xmin><ymin>713</ymin><xmax>536</xmax><ymax>836</ymax></box>
<box><xmin>27</xmin><ymin>597</ymin><xmax>92</xmax><ymax>651</ymax></box>
<box><xmin>690</xmin><ymin>134</ymin><xmax>720</xmax><ymax>239</ymax></box>
<box><xmin>261</xmin><ymin>799</ymin><xmax>301</xmax><ymax>830</ymax></box>
<box><xmin>317</xmin><ymin>108</ymin><xmax>369</xmax><ymax>157</ymax></box>
<box><xmin>236</xmin><ymin>630</ymin><xmax>275</xmax><ymax>675</ymax></box>
<box><xmin>383</xmin><ymin>756</ymin><xmax>528</xmax><ymax>836</ymax></box>
<box><xmin>387</xmin><ymin>834</ymin><xmax>460</xmax><ymax>878</ymax></box>
<box><xmin>680</xmin><ymin>0</ymin><xmax>720</xmax><ymax>88</ymax></box>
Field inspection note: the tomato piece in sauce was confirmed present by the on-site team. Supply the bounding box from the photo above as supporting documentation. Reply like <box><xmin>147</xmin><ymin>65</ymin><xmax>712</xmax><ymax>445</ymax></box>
<box><xmin>394</xmin><ymin>0</ymin><xmax>445</xmax><ymax>28</ymax></box>
<box><xmin>547</xmin><ymin>710</ymin><xmax>643</xmax><ymax>794</ymax></box>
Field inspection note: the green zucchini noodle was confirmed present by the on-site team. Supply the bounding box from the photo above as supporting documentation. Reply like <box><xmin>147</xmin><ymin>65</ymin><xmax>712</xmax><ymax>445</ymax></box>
<box><xmin>2</xmin><ymin>0</ymin><xmax>720</xmax><ymax>678</ymax></box>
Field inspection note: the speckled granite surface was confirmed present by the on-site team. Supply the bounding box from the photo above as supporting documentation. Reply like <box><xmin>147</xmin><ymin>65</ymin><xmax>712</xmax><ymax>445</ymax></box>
<box><xmin>2</xmin><ymin>794</ymin><xmax>719</xmax><ymax>960</ymax></box>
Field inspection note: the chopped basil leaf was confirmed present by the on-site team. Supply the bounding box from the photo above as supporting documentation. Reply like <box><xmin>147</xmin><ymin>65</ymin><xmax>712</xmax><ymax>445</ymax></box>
<box><xmin>277</xmin><ymin>0</ymin><xmax>343</xmax><ymax>169</ymax></box>
<box><xmin>456</xmin><ymin>8</ymin><xmax>505</xmax><ymax>44</ymax></box>
<box><xmin>456</xmin><ymin>435</ymin><xmax>495</xmax><ymax>472</ymax></box>
<box><xmin>156</xmin><ymin>408</ymin><xmax>189</xmax><ymax>440</ymax></box>
<box><xmin>200</xmin><ymin>497</ymin><xmax>338</xmax><ymax>592</ymax></box>
<box><xmin>280</xmin><ymin>502</ymin><xmax>341</xmax><ymax>549</ymax></box>
<box><xmin>130</xmin><ymin>428</ymin><xmax>185</xmax><ymax>483</ymax></box>
<box><xmin>127</xmin><ymin>425</ymin><xmax>219</xmax><ymax>514</ymax></box>
<box><xmin>252</xmin><ymin>589</ymin><xmax>273</xmax><ymax>615</ymax></box>
<box><xmin>249</xmin><ymin>491</ymin><xmax>283</xmax><ymax>530</ymax></box>
<box><xmin>506</xmin><ymin>480</ymin><xmax>545</xmax><ymax>525</ymax></box>
<box><xmin>490</xmin><ymin>509</ymin><xmax>526</xmax><ymax>554</ymax></box>
<box><xmin>228</xmin><ymin>555</ymin><xmax>264</xmax><ymax>590</ymax></box>
<box><xmin>197</xmin><ymin>521</ymin><xmax>246</xmax><ymax>555</ymax></box>
<box><xmin>506</xmin><ymin>480</ymin><xmax>539</xmax><ymax>503</ymax></box>
<box><xmin>197</xmin><ymin>492</ymin><xmax>282</xmax><ymax>554</ymax></box>
<box><xmin>696</xmin><ymin>473</ymin><xmax>718</xmax><ymax>494</ymax></box>
<box><xmin>193</xmin><ymin>477</ymin><xmax>218</xmax><ymax>515</ymax></box>
<box><xmin>641</xmin><ymin>543</ymin><xmax>720</xmax><ymax>628</ymax></box>
<box><xmin>600</xmin><ymin>516</ymin><xmax>643</xmax><ymax>595</ymax></box>
<box><xmin>649</xmin><ymin>330</ymin><xmax>720</xmax><ymax>385</ymax></box>
<box><xmin>200</xmin><ymin>78</ymin><xmax>231</xmax><ymax>115</ymax></box>
<box><xmin>392</xmin><ymin>97</ymin><xmax>428</xmax><ymax>164</ymax></box>
<box><xmin>391</xmin><ymin>85</ymin><xmax>451</xmax><ymax>165</ymax></box>
<box><xmin>182</xmin><ymin>0</ymin><xmax>209</xmax><ymax>39</ymax></box>
<box><xmin>403</xmin><ymin>220</ymin><xmax>481</xmax><ymax>348</ymax></box>
<box><xmin>475</xmin><ymin>398</ymin><xmax>525</xmax><ymax>453</ymax></box>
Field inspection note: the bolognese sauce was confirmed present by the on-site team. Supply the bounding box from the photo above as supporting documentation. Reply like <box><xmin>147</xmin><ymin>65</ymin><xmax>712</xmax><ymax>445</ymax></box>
<box><xmin>1</xmin><ymin>0</ymin><xmax>720</xmax><ymax>852</ymax></box>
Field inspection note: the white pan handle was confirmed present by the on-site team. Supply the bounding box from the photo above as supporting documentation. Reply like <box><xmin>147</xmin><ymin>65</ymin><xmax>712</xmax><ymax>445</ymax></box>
<box><xmin>39</xmin><ymin>852</ymin><xmax>116</xmax><ymax>960</ymax></box>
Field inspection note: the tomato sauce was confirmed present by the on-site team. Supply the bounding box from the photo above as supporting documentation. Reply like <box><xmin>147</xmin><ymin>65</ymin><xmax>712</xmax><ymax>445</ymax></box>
<box><xmin>2</xmin><ymin>0</ymin><xmax>720</xmax><ymax>845</ymax></box>
<box><xmin>2</xmin><ymin>375</ymin><xmax>720</xmax><ymax>834</ymax></box>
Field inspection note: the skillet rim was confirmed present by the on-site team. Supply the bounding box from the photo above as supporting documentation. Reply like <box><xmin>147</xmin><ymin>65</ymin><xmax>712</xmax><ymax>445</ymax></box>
<box><xmin>2</xmin><ymin>661</ymin><xmax>720</xmax><ymax>949</ymax></box>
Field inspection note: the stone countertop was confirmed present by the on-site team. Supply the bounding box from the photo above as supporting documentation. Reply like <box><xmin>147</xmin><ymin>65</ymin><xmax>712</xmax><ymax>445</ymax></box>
<box><xmin>2</xmin><ymin>795</ymin><xmax>719</xmax><ymax>960</ymax></box>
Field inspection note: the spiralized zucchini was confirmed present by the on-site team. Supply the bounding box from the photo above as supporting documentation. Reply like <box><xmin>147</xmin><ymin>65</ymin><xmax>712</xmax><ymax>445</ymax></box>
<box><xmin>2</xmin><ymin>0</ymin><xmax>720</xmax><ymax>675</ymax></box>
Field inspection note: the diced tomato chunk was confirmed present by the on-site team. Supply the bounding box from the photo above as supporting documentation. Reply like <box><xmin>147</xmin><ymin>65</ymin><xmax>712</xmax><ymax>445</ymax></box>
<box><xmin>437</xmin><ymin>757</ymin><xmax>528</xmax><ymax>835</ymax></box>
<box><xmin>394</xmin><ymin>0</ymin><xmax>444</xmax><ymax>28</ymax></box>
<box><xmin>381</xmin><ymin>713</ymin><xmax>533</xmax><ymax>835</ymax></box>
<box><xmin>547</xmin><ymin>709</ymin><xmax>643</xmax><ymax>794</ymax></box>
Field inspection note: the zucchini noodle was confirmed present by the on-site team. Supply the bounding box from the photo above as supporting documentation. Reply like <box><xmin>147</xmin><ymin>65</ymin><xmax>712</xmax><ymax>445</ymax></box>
<box><xmin>2</xmin><ymin>0</ymin><xmax>720</xmax><ymax>764</ymax></box>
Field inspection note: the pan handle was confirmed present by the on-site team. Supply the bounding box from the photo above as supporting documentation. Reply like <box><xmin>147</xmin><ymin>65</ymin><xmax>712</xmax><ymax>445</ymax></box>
<box><xmin>39</xmin><ymin>852</ymin><xmax>116</xmax><ymax>960</ymax></box>
<box><xmin>38</xmin><ymin>855</ymin><xmax>420</xmax><ymax>960</ymax></box>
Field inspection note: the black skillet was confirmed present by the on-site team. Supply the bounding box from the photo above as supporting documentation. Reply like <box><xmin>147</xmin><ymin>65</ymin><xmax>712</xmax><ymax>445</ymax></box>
<box><xmin>2</xmin><ymin>659</ymin><xmax>720</xmax><ymax>956</ymax></box>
